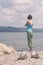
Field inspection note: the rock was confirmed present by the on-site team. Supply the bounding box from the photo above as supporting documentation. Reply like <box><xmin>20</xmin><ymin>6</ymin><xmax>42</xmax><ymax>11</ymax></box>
<box><xmin>0</xmin><ymin>64</ymin><xmax>2</xmax><ymax>65</ymax></box>
<box><xmin>17</xmin><ymin>51</ymin><xmax>27</xmax><ymax>60</ymax></box>
<box><xmin>0</xmin><ymin>43</ymin><xmax>16</xmax><ymax>55</ymax></box>
<box><xmin>31</xmin><ymin>51</ymin><xmax>39</xmax><ymax>59</ymax></box>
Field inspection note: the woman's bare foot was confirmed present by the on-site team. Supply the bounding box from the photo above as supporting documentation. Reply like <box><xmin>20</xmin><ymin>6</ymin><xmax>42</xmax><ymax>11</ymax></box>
<box><xmin>29</xmin><ymin>48</ymin><xmax>32</xmax><ymax>51</ymax></box>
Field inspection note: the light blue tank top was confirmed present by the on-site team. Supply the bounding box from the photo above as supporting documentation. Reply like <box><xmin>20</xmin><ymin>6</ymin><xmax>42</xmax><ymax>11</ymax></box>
<box><xmin>27</xmin><ymin>24</ymin><xmax>32</xmax><ymax>32</ymax></box>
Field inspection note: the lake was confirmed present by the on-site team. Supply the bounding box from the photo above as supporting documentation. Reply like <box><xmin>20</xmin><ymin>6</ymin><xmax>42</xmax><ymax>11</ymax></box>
<box><xmin>0</xmin><ymin>32</ymin><xmax>43</xmax><ymax>51</ymax></box>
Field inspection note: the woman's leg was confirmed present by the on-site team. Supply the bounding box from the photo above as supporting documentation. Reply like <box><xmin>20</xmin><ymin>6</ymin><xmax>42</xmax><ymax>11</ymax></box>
<box><xmin>27</xmin><ymin>32</ymin><xmax>33</xmax><ymax>51</ymax></box>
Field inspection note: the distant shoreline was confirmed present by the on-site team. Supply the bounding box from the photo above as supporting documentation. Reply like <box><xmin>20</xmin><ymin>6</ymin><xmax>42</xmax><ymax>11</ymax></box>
<box><xmin>0</xmin><ymin>26</ymin><xmax>43</xmax><ymax>32</ymax></box>
<box><xmin>0</xmin><ymin>31</ymin><xmax>43</xmax><ymax>33</ymax></box>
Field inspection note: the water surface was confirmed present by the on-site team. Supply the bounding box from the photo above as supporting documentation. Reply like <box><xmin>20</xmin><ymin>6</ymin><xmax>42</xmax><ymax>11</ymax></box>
<box><xmin>0</xmin><ymin>32</ymin><xmax>43</xmax><ymax>51</ymax></box>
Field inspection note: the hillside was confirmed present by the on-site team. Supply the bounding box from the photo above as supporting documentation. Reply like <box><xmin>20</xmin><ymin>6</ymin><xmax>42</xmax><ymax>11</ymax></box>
<box><xmin>0</xmin><ymin>26</ymin><xmax>43</xmax><ymax>32</ymax></box>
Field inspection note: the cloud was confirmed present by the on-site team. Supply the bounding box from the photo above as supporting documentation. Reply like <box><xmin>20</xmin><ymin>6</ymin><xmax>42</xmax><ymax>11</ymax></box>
<box><xmin>0</xmin><ymin>0</ymin><xmax>14</xmax><ymax>8</ymax></box>
<box><xmin>13</xmin><ymin>0</ymin><xmax>32</xmax><ymax>4</ymax></box>
<box><xmin>0</xmin><ymin>0</ymin><xmax>43</xmax><ymax>28</ymax></box>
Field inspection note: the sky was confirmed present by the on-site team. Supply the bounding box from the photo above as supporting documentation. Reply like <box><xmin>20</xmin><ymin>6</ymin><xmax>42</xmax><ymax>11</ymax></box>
<box><xmin>0</xmin><ymin>0</ymin><xmax>43</xmax><ymax>28</ymax></box>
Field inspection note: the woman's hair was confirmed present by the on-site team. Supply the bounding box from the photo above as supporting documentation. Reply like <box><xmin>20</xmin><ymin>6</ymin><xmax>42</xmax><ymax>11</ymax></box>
<box><xmin>27</xmin><ymin>15</ymin><xmax>32</xmax><ymax>20</ymax></box>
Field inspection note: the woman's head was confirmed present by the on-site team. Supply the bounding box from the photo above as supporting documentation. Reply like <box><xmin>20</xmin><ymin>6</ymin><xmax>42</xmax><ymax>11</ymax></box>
<box><xmin>27</xmin><ymin>15</ymin><xmax>32</xmax><ymax>20</ymax></box>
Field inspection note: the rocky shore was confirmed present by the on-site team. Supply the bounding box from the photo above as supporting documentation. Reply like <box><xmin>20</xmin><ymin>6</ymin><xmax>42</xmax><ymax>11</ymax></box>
<box><xmin>0</xmin><ymin>43</ymin><xmax>43</xmax><ymax>65</ymax></box>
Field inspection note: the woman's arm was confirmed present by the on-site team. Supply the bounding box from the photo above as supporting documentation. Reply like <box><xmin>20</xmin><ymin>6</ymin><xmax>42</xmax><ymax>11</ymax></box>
<box><xmin>32</xmin><ymin>23</ymin><xmax>33</xmax><ymax>26</ymax></box>
<box><xmin>25</xmin><ymin>22</ymin><xmax>28</xmax><ymax>26</ymax></box>
<box><xmin>25</xmin><ymin>21</ymin><xmax>33</xmax><ymax>26</ymax></box>
<box><xmin>25</xmin><ymin>21</ymin><xmax>29</xmax><ymax>26</ymax></box>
